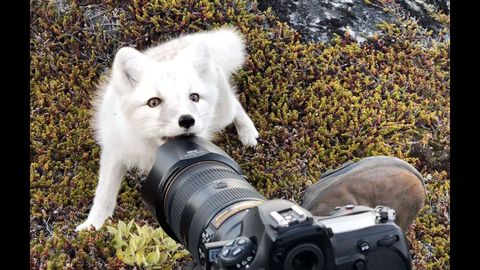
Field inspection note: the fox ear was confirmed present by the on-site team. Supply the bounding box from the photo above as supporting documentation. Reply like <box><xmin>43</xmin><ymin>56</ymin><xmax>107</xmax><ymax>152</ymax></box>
<box><xmin>192</xmin><ymin>42</ymin><xmax>211</xmax><ymax>76</ymax></box>
<box><xmin>113</xmin><ymin>47</ymin><xmax>147</xmax><ymax>87</ymax></box>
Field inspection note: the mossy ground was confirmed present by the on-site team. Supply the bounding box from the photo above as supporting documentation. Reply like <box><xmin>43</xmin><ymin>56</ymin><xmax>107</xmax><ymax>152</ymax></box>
<box><xmin>30</xmin><ymin>0</ymin><xmax>449</xmax><ymax>269</ymax></box>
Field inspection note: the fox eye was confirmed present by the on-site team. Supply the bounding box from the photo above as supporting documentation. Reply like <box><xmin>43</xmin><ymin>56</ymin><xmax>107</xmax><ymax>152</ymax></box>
<box><xmin>147</xmin><ymin>97</ymin><xmax>162</xmax><ymax>107</ymax></box>
<box><xmin>190</xmin><ymin>93</ymin><xmax>200</xmax><ymax>102</ymax></box>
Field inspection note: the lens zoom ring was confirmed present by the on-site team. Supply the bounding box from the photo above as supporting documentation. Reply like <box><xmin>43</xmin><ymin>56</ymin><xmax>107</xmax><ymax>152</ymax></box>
<box><xmin>187</xmin><ymin>187</ymin><xmax>265</xmax><ymax>261</ymax></box>
<box><xmin>169</xmin><ymin>166</ymin><xmax>243</xmax><ymax>240</ymax></box>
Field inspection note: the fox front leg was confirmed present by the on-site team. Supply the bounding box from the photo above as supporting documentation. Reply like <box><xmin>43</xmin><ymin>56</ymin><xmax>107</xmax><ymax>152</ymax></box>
<box><xmin>233</xmin><ymin>98</ymin><xmax>259</xmax><ymax>146</ymax></box>
<box><xmin>76</xmin><ymin>150</ymin><xmax>126</xmax><ymax>231</ymax></box>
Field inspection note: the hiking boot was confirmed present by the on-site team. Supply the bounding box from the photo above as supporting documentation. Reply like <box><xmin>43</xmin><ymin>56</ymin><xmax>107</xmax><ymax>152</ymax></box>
<box><xmin>300</xmin><ymin>156</ymin><xmax>426</xmax><ymax>231</ymax></box>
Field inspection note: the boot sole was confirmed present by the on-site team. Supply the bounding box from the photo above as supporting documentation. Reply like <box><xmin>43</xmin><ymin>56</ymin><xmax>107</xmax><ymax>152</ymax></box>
<box><xmin>301</xmin><ymin>156</ymin><xmax>425</xmax><ymax>209</ymax></box>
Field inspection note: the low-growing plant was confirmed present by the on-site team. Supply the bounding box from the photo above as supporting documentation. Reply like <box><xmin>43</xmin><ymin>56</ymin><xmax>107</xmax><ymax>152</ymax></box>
<box><xmin>106</xmin><ymin>219</ymin><xmax>190</xmax><ymax>269</ymax></box>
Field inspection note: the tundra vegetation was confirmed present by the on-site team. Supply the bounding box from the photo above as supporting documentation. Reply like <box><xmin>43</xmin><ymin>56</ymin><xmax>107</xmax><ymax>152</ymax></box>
<box><xmin>30</xmin><ymin>0</ymin><xmax>449</xmax><ymax>269</ymax></box>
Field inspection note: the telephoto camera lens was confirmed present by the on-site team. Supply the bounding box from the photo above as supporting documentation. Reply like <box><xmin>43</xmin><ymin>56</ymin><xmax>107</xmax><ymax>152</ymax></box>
<box><xmin>141</xmin><ymin>136</ymin><xmax>265</xmax><ymax>262</ymax></box>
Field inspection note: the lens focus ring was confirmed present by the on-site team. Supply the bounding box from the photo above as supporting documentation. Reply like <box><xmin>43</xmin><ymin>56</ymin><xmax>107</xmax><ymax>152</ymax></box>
<box><xmin>164</xmin><ymin>161</ymin><xmax>265</xmax><ymax>262</ymax></box>
<box><xmin>187</xmin><ymin>186</ymin><xmax>265</xmax><ymax>259</ymax></box>
<box><xmin>167</xmin><ymin>164</ymin><xmax>242</xmax><ymax>240</ymax></box>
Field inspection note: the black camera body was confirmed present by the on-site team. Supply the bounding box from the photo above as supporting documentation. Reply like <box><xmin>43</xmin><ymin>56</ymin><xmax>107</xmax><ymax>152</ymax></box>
<box><xmin>141</xmin><ymin>136</ymin><xmax>412</xmax><ymax>270</ymax></box>
<box><xmin>203</xmin><ymin>201</ymin><xmax>411</xmax><ymax>270</ymax></box>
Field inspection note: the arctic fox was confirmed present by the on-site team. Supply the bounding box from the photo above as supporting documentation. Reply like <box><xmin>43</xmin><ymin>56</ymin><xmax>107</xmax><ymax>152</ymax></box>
<box><xmin>76</xmin><ymin>27</ymin><xmax>259</xmax><ymax>231</ymax></box>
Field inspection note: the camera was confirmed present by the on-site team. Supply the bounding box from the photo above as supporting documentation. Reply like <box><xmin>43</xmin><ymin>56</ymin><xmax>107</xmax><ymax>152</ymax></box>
<box><xmin>141</xmin><ymin>136</ymin><xmax>412</xmax><ymax>270</ymax></box>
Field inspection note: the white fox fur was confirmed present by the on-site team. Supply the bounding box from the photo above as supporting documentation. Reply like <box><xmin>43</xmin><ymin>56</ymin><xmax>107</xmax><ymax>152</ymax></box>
<box><xmin>76</xmin><ymin>27</ymin><xmax>259</xmax><ymax>231</ymax></box>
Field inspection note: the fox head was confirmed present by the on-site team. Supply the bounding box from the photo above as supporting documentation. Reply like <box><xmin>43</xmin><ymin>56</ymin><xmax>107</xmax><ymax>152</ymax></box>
<box><xmin>110</xmin><ymin>44</ymin><xmax>219</xmax><ymax>143</ymax></box>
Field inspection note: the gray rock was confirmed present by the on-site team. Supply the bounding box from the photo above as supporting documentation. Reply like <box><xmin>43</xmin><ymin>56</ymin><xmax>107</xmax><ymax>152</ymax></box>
<box><xmin>258</xmin><ymin>0</ymin><xmax>449</xmax><ymax>43</ymax></box>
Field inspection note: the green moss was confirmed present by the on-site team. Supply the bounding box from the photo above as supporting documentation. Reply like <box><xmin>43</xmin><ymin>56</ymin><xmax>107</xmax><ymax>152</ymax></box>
<box><xmin>31</xmin><ymin>0</ymin><xmax>449</xmax><ymax>269</ymax></box>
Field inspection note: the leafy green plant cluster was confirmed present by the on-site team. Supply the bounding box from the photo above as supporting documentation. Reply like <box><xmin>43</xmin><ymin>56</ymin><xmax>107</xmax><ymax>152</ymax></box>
<box><xmin>106</xmin><ymin>220</ymin><xmax>190</xmax><ymax>269</ymax></box>
<box><xmin>30</xmin><ymin>0</ymin><xmax>449</xmax><ymax>269</ymax></box>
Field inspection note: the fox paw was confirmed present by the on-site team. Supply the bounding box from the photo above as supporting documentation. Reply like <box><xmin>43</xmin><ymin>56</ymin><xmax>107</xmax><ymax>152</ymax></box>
<box><xmin>238</xmin><ymin>127</ymin><xmax>259</xmax><ymax>147</ymax></box>
<box><xmin>75</xmin><ymin>219</ymin><xmax>104</xmax><ymax>231</ymax></box>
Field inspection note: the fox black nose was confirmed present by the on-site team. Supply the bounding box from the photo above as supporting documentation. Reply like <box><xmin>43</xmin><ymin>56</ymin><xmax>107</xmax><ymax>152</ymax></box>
<box><xmin>178</xmin><ymin>114</ymin><xmax>195</xmax><ymax>129</ymax></box>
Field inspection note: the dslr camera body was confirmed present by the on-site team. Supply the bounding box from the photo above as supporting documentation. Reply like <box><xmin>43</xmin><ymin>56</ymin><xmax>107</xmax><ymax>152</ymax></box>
<box><xmin>141</xmin><ymin>136</ymin><xmax>412</xmax><ymax>270</ymax></box>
